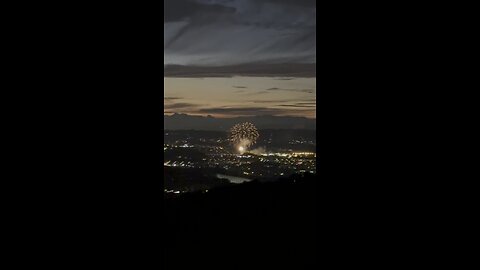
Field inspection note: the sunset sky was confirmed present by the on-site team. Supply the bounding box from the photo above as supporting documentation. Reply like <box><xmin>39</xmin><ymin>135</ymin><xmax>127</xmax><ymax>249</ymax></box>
<box><xmin>164</xmin><ymin>0</ymin><xmax>316</xmax><ymax>118</ymax></box>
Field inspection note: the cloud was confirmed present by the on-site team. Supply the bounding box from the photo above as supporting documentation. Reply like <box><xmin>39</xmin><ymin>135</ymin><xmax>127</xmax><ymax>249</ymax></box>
<box><xmin>250</xmin><ymin>100</ymin><xmax>287</xmax><ymax>103</ymax></box>
<box><xmin>234</xmin><ymin>90</ymin><xmax>247</xmax><ymax>94</ymax></box>
<box><xmin>196</xmin><ymin>106</ymin><xmax>313</xmax><ymax>116</ymax></box>
<box><xmin>164</xmin><ymin>102</ymin><xmax>200</xmax><ymax>110</ymax></box>
<box><xmin>164</xmin><ymin>63</ymin><xmax>315</xmax><ymax>77</ymax></box>
<box><xmin>164</xmin><ymin>0</ymin><xmax>316</xmax><ymax>67</ymax></box>
<box><xmin>279</xmin><ymin>104</ymin><xmax>316</xmax><ymax>108</ymax></box>
<box><xmin>266</xmin><ymin>87</ymin><xmax>315</xmax><ymax>93</ymax></box>
<box><xmin>296</xmin><ymin>102</ymin><xmax>316</xmax><ymax>105</ymax></box>
<box><xmin>164</xmin><ymin>97</ymin><xmax>182</xmax><ymax>101</ymax></box>
<box><xmin>164</xmin><ymin>0</ymin><xmax>236</xmax><ymax>23</ymax></box>
<box><xmin>232</xmin><ymin>86</ymin><xmax>247</xmax><ymax>88</ymax></box>
<box><xmin>253</xmin><ymin>91</ymin><xmax>270</xmax><ymax>95</ymax></box>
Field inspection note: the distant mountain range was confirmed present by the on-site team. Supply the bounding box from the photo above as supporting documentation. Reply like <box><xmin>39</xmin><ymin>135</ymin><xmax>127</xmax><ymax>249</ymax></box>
<box><xmin>164</xmin><ymin>113</ymin><xmax>316</xmax><ymax>131</ymax></box>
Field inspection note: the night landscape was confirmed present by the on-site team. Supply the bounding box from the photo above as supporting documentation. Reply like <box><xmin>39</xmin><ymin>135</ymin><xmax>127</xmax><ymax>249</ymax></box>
<box><xmin>164</xmin><ymin>0</ymin><xmax>317</xmax><ymax>268</ymax></box>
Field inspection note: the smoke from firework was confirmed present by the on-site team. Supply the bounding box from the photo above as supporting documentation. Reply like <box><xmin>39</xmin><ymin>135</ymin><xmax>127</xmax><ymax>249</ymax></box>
<box><xmin>229</xmin><ymin>122</ymin><xmax>259</xmax><ymax>152</ymax></box>
<box><xmin>249</xmin><ymin>147</ymin><xmax>266</xmax><ymax>155</ymax></box>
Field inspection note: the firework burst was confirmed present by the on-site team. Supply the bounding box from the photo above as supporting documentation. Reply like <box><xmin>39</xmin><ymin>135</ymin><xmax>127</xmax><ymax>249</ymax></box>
<box><xmin>229</xmin><ymin>122</ymin><xmax>259</xmax><ymax>153</ymax></box>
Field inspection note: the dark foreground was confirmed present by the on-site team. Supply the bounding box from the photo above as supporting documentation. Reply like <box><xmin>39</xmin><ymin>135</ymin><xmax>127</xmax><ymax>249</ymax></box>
<box><xmin>165</xmin><ymin>173</ymin><xmax>317</xmax><ymax>269</ymax></box>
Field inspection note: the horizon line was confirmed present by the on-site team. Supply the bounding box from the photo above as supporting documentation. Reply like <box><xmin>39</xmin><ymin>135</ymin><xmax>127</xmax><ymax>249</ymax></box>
<box><xmin>164</xmin><ymin>113</ymin><xmax>316</xmax><ymax>119</ymax></box>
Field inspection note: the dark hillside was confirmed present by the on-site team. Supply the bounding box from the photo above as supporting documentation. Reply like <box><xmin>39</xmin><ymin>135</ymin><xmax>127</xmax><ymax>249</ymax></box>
<box><xmin>165</xmin><ymin>173</ymin><xmax>317</xmax><ymax>268</ymax></box>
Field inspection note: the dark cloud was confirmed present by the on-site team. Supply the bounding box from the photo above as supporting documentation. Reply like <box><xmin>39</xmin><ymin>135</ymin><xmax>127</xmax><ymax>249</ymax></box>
<box><xmin>232</xmin><ymin>86</ymin><xmax>247</xmax><ymax>88</ymax></box>
<box><xmin>266</xmin><ymin>87</ymin><xmax>315</xmax><ymax>93</ymax></box>
<box><xmin>197</xmin><ymin>106</ymin><xmax>313</xmax><ymax>116</ymax></box>
<box><xmin>295</xmin><ymin>102</ymin><xmax>316</xmax><ymax>105</ymax></box>
<box><xmin>279</xmin><ymin>104</ymin><xmax>316</xmax><ymax>108</ymax></box>
<box><xmin>164</xmin><ymin>102</ymin><xmax>200</xmax><ymax>109</ymax></box>
<box><xmin>274</xmin><ymin>78</ymin><xmax>294</xmax><ymax>80</ymax></box>
<box><xmin>253</xmin><ymin>91</ymin><xmax>269</xmax><ymax>95</ymax></box>
<box><xmin>251</xmin><ymin>99</ymin><xmax>316</xmax><ymax>104</ymax></box>
<box><xmin>300</xmin><ymin>89</ymin><xmax>315</xmax><ymax>93</ymax></box>
<box><xmin>164</xmin><ymin>0</ymin><xmax>315</xmax><ymax>67</ymax></box>
<box><xmin>164</xmin><ymin>97</ymin><xmax>182</xmax><ymax>101</ymax></box>
<box><xmin>164</xmin><ymin>63</ymin><xmax>315</xmax><ymax>77</ymax></box>
<box><xmin>257</xmin><ymin>0</ymin><xmax>316</xmax><ymax>7</ymax></box>
<box><xmin>251</xmin><ymin>100</ymin><xmax>287</xmax><ymax>104</ymax></box>
<box><xmin>164</xmin><ymin>0</ymin><xmax>236</xmax><ymax>23</ymax></box>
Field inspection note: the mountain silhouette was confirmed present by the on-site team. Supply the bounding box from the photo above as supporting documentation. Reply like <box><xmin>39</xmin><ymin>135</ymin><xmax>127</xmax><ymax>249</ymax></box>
<box><xmin>165</xmin><ymin>173</ymin><xmax>317</xmax><ymax>268</ymax></box>
<box><xmin>164</xmin><ymin>113</ymin><xmax>316</xmax><ymax>130</ymax></box>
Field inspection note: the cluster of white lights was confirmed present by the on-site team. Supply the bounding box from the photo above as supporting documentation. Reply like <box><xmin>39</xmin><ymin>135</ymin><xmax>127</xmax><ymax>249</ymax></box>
<box><xmin>164</xmin><ymin>189</ymin><xmax>181</xmax><ymax>194</ymax></box>
<box><xmin>259</xmin><ymin>152</ymin><xmax>316</xmax><ymax>158</ymax></box>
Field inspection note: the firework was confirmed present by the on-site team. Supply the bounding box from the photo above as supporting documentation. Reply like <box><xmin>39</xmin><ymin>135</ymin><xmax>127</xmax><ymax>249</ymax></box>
<box><xmin>229</xmin><ymin>122</ymin><xmax>259</xmax><ymax>153</ymax></box>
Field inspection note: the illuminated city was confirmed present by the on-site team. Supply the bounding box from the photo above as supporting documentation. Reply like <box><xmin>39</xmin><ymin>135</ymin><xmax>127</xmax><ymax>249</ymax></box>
<box><xmin>163</xmin><ymin>128</ymin><xmax>316</xmax><ymax>195</ymax></box>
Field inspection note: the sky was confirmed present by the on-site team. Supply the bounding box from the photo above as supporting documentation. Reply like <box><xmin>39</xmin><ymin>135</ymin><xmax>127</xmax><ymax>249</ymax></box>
<box><xmin>164</xmin><ymin>0</ymin><xmax>316</xmax><ymax>119</ymax></box>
